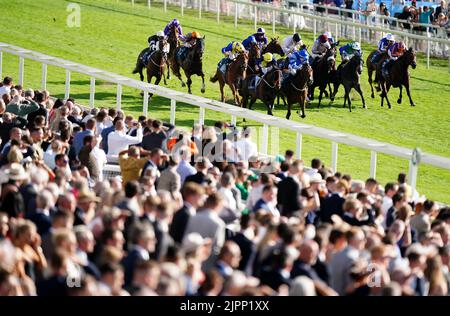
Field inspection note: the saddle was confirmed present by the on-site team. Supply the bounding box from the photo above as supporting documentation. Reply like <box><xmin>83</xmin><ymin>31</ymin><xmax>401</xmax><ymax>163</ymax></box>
<box><xmin>371</xmin><ymin>51</ymin><xmax>380</xmax><ymax>64</ymax></box>
<box><xmin>177</xmin><ymin>46</ymin><xmax>189</xmax><ymax>62</ymax></box>
<box><xmin>381</xmin><ymin>60</ymin><xmax>391</xmax><ymax>81</ymax></box>
<box><xmin>248</xmin><ymin>76</ymin><xmax>261</xmax><ymax>91</ymax></box>
<box><xmin>141</xmin><ymin>49</ymin><xmax>155</xmax><ymax>66</ymax></box>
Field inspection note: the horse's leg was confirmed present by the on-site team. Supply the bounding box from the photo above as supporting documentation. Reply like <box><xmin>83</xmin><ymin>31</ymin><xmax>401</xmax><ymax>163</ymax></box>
<box><xmin>397</xmin><ymin>86</ymin><xmax>403</xmax><ymax>104</ymax></box>
<box><xmin>385</xmin><ymin>83</ymin><xmax>392</xmax><ymax>109</ymax></box>
<box><xmin>355</xmin><ymin>84</ymin><xmax>366</xmax><ymax>109</ymax></box>
<box><xmin>172</xmin><ymin>62</ymin><xmax>186</xmax><ymax>87</ymax></box>
<box><xmin>332</xmin><ymin>82</ymin><xmax>340</xmax><ymax>102</ymax></box>
<box><xmin>405</xmin><ymin>84</ymin><xmax>415</xmax><ymax>106</ymax></box>
<box><xmin>300</xmin><ymin>94</ymin><xmax>306</xmax><ymax>118</ymax></box>
<box><xmin>166</xmin><ymin>59</ymin><xmax>171</xmax><ymax>79</ymax></box>
<box><xmin>317</xmin><ymin>87</ymin><xmax>324</xmax><ymax>108</ymax></box>
<box><xmin>186</xmin><ymin>74</ymin><xmax>193</xmax><ymax>94</ymax></box>
<box><xmin>368</xmin><ymin>68</ymin><xmax>375</xmax><ymax>99</ymax></box>
<box><xmin>309</xmin><ymin>86</ymin><xmax>315</xmax><ymax>101</ymax></box>
<box><xmin>346</xmin><ymin>87</ymin><xmax>352</xmax><ymax>112</ymax></box>
<box><xmin>343</xmin><ymin>86</ymin><xmax>348</xmax><ymax>109</ymax></box>
<box><xmin>248</xmin><ymin>96</ymin><xmax>257</xmax><ymax>111</ymax></box>
<box><xmin>200</xmin><ymin>74</ymin><xmax>205</xmax><ymax>94</ymax></box>
<box><xmin>219</xmin><ymin>80</ymin><xmax>226</xmax><ymax>103</ymax></box>
<box><xmin>139</xmin><ymin>67</ymin><xmax>144</xmax><ymax>82</ymax></box>
<box><xmin>154</xmin><ymin>76</ymin><xmax>162</xmax><ymax>86</ymax></box>
<box><xmin>286</xmin><ymin>100</ymin><xmax>292</xmax><ymax>120</ymax></box>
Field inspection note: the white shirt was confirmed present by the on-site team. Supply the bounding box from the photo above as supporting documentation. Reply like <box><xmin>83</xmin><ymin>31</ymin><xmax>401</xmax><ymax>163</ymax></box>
<box><xmin>43</xmin><ymin>149</ymin><xmax>57</xmax><ymax>170</ymax></box>
<box><xmin>0</xmin><ymin>85</ymin><xmax>11</xmax><ymax>98</ymax></box>
<box><xmin>107</xmin><ymin>128</ymin><xmax>143</xmax><ymax>161</ymax></box>
<box><xmin>235</xmin><ymin>138</ymin><xmax>258</xmax><ymax>162</ymax></box>
<box><xmin>218</xmin><ymin>187</ymin><xmax>237</xmax><ymax>212</ymax></box>
<box><xmin>282</xmin><ymin>35</ymin><xmax>301</xmax><ymax>55</ymax></box>
<box><xmin>92</xmin><ymin>146</ymin><xmax>107</xmax><ymax>181</ymax></box>
<box><xmin>381</xmin><ymin>196</ymin><xmax>393</xmax><ymax>216</ymax></box>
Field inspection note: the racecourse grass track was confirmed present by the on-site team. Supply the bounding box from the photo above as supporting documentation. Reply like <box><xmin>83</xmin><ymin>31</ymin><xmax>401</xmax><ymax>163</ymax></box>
<box><xmin>0</xmin><ymin>0</ymin><xmax>449</xmax><ymax>202</ymax></box>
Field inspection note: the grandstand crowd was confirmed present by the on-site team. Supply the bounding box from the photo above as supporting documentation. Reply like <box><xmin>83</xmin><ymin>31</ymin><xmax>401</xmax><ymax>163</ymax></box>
<box><xmin>0</xmin><ymin>75</ymin><xmax>449</xmax><ymax>296</ymax></box>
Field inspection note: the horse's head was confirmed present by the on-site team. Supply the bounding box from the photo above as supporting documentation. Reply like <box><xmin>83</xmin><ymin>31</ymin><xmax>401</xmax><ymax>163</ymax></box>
<box><xmin>195</xmin><ymin>37</ymin><xmax>205</xmax><ymax>57</ymax></box>
<box><xmin>268</xmin><ymin>69</ymin><xmax>282</xmax><ymax>91</ymax></box>
<box><xmin>325</xmin><ymin>49</ymin><xmax>336</xmax><ymax>73</ymax></box>
<box><xmin>249</xmin><ymin>42</ymin><xmax>261</xmax><ymax>60</ymax></box>
<box><xmin>297</xmin><ymin>64</ymin><xmax>314</xmax><ymax>87</ymax></box>
<box><xmin>405</xmin><ymin>47</ymin><xmax>417</xmax><ymax>69</ymax></box>
<box><xmin>352</xmin><ymin>54</ymin><xmax>364</xmax><ymax>75</ymax></box>
<box><xmin>158</xmin><ymin>38</ymin><xmax>168</xmax><ymax>56</ymax></box>
<box><xmin>236</xmin><ymin>51</ymin><xmax>249</xmax><ymax>73</ymax></box>
<box><xmin>264</xmin><ymin>38</ymin><xmax>285</xmax><ymax>57</ymax></box>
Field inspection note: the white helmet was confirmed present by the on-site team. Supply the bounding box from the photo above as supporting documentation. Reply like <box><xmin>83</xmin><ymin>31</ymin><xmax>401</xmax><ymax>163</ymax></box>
<box><xmin>385</xmin><ymin>33</ymin><xmax>395</xmax><ymax>42</ymax></box>
<box><xmin>352</xmin><ymin>42</ymin><xmax>361</xmax><ymax>51</ymax></box>
<box><xmin>324</xmin><ymin>31</ymin><xmax>332</xmax><ymax>38</ymax></box>
<box><xmin>157</xmin><ymin>31</ymin><xmax>165</xmax><ymax>37</ymax></box>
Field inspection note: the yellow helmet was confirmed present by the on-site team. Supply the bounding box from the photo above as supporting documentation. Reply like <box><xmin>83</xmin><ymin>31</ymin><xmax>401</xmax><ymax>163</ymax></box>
<box><xmin>263</xmin><ymin>52</ymin><xmax>273</xmax><ymax>63</ymax></box>
<box><xmin>233</xmin><ymin>42</ymin><xmax>244</xmax><ymax>53</ymax></box>
<box><xmin>192</xmin><ymin>31</ymin><xmax>201</xmax><ymax>38</ymax></box>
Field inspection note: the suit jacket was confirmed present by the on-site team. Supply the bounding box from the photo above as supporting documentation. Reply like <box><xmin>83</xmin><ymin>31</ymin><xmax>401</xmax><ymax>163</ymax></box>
<box><xmin>157</xmin><ymin>167</ymin><xmax>181</xmax><ymax>193</ymax></box>
<box><xmin>342</xmin><ymin>210</ymin><xmax>374</xmax><ymax>227</ymax></box>
<box><xmin>184</xmin><ymin>172</ymin><xmax>206</xmax><ymax>185</ymax></box>
<box><xmin>141</xmin><ymin>131</ymin><xmax>167</xmax><ymax>151</ymax></box>
<box><xmin>329</xmin><ymin>246</ymin><xmax>360</xmax><ymax>295</ymax></box>
<box><xmin>78</xmin><ymin>146</ymin><xmax>100</xmax><ymax>181</ymax></box>
<box><xmin>0</xmin><ymin>116</ymin><xmax>28</xmax><ymax>151</ymax></box>
<box><xmin>277</xmin><ymin>176</ymin><xmax>301</xmax><ymax>217</ymax></box>
<box><xmin>26</xmin><ymin>105</ymin><xmax>48</xmax><ymax>128</ymax></box>
<box><xmin>231</xmin><ymin>232</ymin><xmax>256</xmax><ymax>276</ymax></box>
<box><xmin>169</xmin><ymin>204</ymin><xmax>193</xmax><ymax>244</ymax></box>
<box><xmin>319</xmin><ymin>193</ymin><xmax>345</xmax><ymax>223</ymax></box>
<box><xmin>260</xmin><ymin>268</ymin><xmax>291</xmax><ymax>291</ymax></box>
<box><xmin>29</xmin><ymin>211</ymin><xmax>52</xmax><ymax>236</ymax></box>
<box><xmin>37</xmin><ymin>275</ymin><xmax>69</xmax><ymax>296</ymax></box>
<box><xmin>152</xmin><ymin>220</ymin><xmax>174</xmax><ymax>261</ymax></box>
<box><xmin>121</xmin><ymin>247</ymin><xmax>149</xmax><ymax>287</ymax></box>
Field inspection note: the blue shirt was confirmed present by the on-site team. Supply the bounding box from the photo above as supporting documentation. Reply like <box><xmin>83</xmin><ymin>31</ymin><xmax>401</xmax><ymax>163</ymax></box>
<box><xmin>101</xmin><ymin>125</ymin><xmax>115</xmax><ymax>154</ymax></box>
<box><xmin>289</xmin><ymin>50</ymin><xmax>309</xmax><ymax>69</ymax></box>
<box><xmin>222</xmin><ymin>42</ymin><xmax>234</xmax><ymax>55</ymax></box>
<box><xmin>242</xmin><ymin>36</ymin><xmax>255</xmax><ymax>50</ymax></box>
<box><xmin>73</xmin><ymin>129</ymin><xmax>94</xmax><ymax>155</ymax></box>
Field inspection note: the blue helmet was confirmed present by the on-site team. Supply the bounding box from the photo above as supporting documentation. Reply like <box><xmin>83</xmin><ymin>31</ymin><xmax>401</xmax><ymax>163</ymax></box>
<box><xmin>249</xmin><ymin>35</ymin><xmax>257</xmax><ymax>44</ymax></box>
<box><xmin>172</xmin><ymin>19</ymin><xmax>180</xmax><ymax>26</ymax></box>
<box><xmin>298</xmin><ymin>50</ymin><xmax>308</xmax><ymax>59</ymax></box>
<box><xmin>257</xmin><ymin>27</ymin><xmax>266</xmax><ymax>34</ymax></box>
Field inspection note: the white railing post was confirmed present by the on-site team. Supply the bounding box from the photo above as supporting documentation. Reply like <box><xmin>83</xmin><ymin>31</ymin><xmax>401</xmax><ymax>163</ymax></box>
<box><xmin>370</xmin><ymin>150</ymin><xmax>377</xmax><ymax>178</ymax></box>
<box><xmin>296</xmin><ymin>132</ymin><xmax>302</xmax><ymax>159</ymax></box>
<box><xmin>148</xmin><ymin>0</ymin><xmax>151</xmax><ymax>8</ymax></box>
<box><xmin>272</xmin><ymin>9</ymin><xmax>276</xmax><ymax>34</ymax></box>
<box><xmin>199</xmin><ymin>106</ymin><xmax>205</xmax><ymax>125</ymax></box>
<box><xmin>41</xmin><ymin>63</ymin><xmax>47</xmax><ymax>91</ymax></box>
<box><xmin>89</xmin><ymin>77</ymin><xmax>95</xmax><ymax>108</ymax></box>
<box><xmin>18</xmin><ymin>56</ymin><xmax>24</xmax><ymax>86</ymax></box>
<box><xmin>164</xmin><ymin>0</ymin><xmax>167</xmax><ymax>12</ymax></box>
<box><xmin>181</xmin><ymin>0</ymin><xmax>184</xmax><ymax>16</ymax></box>
<box><xmin>231</xmin><ymin>115</ymin><xmax>236</xmax><ymax>126</ymax></box>
<box><xmin>64</xmin><ymin>69</ymin><xmax>71</xmax><ymax>100</ymax></box>
<box><xmin>143</xmin><ymin>90</ymin><xmax>149</xmax><ymax>116</ymax></box>
<box><xmin>199</xmin><ymin>0</ymin><xmax>202</xmax><ymax>18</ymax></box>
<box><xmin>234</xmin><ymin>3</ymin><xmax>238</xmax><ymax>28</ymax></box>
<box><xmin>216</xmin><ymin>0</ymin><xmax>220</xmax><ymax>23</ymax></box>
<box><xmin>0</xmin><ymin>51</ymin><xmax>2</xmax><ymax>79</ymax></box>
<box><xmin>170</xmin><ymin>99</ymin><xmax>176</xmax><ymax>125</ymax></box>
<box><xmin>261</xmin><ymin>124</ymin><xmax>269</xmax><ymax>155</ymax></box>
<box><xmin>335</xmin><ymin>22</ymin><xmax>339</xmax><ymax>42</ymax></box>
<box><xmin>116</xmin><ymin>84</ymin><xmax>122</xmax><ymax>110</ymax></box>
<box><xmin>313</xmin><ymin>19</ymin><xmax>317</xmax><ymax>39</ymax></box>
<box><xmin>331</xmin><ymin>142</ymin><xmax>338</xmax><ymax>172</ymax></box>
<box><xmin>131</xmin><ymin>0</ymin><xmax>134</xmax><ymax>7</ymax></box>
<box><xmin>427</xmin><ymin>38</ymin><xmax>430</xmax><ymax>69</ymax></box>
<box><xmin>352</xmin><ymin>15</ymin><xmax>356</xmax><ymax>40</ymax></box>
<box><xmin>254</xmin><ymin>6</ymin><xmax>257</xmax><ymax>31</ymax></box>
<box><xmin>408</xmin><ymin>148</ymin><xmax>421</xmax><ymax>199</ymax></box>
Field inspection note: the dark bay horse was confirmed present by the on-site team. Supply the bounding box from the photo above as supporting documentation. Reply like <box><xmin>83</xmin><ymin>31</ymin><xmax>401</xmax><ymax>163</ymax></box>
<box><xmin>309</xmin><ymin>48</ymin><xmax>337</xmax><ymax>108</ymax></box>
<box><xmin>145</xmin><ymin>39</ymin><xmax>168</xmax><ymax>95</ymax></box>
<box><xmin>378</xmin><ymin>48</ymin><xmax>417</xmax><ymax>109</ymax></box>
<box><xmin>240</xmin><ymin>68</ymin><xmax>283</xmax><ymax>116</ymax></box>
<box><xmin>332</xmin><ymin>54</ymin><xmax>365</xmax><ymax>112</ymax></box>
<box><xmin>367</xmin><ymin>50</ymin><xmax>389</xmax><ymax>98</ymax></box>
<box><xmin>172</xmin><ymin>37</ymin><xmax>206</xmax><ymax>94</ymax></box>
<box><xmin>262</xmin><ymin>38</ymin><xmax>285</xmax><ymax>57</ymax></box>
<box><xmin>280</xmin><ymin>64</ymin><xmax>314</xmax><ymax>119</ymax></box>
<box><xmin>133</xmin><ymin>47</ymin><xmax>151</xmax><ymax>82</ymax></box>
<box><xmin>210</xmin><ymin>52</ymin><xmax>249</xmax><ymax>105</ymax></box>
<box><xmin>246</xmin><ymin>43</ymin><xmax>261</xmax><ymax>77</ymax></box>
<box><xmin>167</xmin><ymin>24</ymin><xmax>179</xmax><ymax>80</ymax></box>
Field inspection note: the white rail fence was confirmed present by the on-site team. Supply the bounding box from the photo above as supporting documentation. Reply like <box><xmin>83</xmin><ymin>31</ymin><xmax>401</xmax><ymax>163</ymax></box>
<box><xmin>1</xmin><ymin>42</ymin><xmax>450</xmax><ymax>194</ymax></box>
<box><xmin>125</xmin><ymin>0</ymin><xmax>450</xmax><ymax>70</ymax></box>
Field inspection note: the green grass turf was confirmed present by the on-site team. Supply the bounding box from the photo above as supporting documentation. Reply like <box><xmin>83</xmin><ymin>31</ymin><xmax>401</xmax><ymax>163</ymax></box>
<box><xmin>0</xmin><ymin>0</ymin><xmax>449</xmax><ymax>202</ymax></box>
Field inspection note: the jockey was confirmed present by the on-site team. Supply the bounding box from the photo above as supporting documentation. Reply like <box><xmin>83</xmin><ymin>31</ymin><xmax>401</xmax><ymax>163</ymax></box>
<box><xmin>218</xmin><ymin>41</ymin><xmax>245</xmax><ymax>74</ymax></box>
<box><xmin>372</xmin><ymin>33</ymin><xmax>395</xmax><ymax>63</ymax></box>
<box><xmin>253</xmin><ymin>27</ymin><xmax>269</xmax><ymax>48</ymax></box>
<box><xmin>288</xmin><ymin>48</ymin><xmax>309</xmax><ymax>75</ymax></box>
<box><xmin>388</xmin><ymin>41</ymin><xmax>406</xmax><ymax>61</ymax></box>
<box><xmin>282</xmin><ymin>33</ymin><xmax>303</xmax><ymax>56</ymax></box>
<box><xmin>339</xmin><ymin>41</ymin><xmax>362</xmax><ymax>62</ymax></box>
<box><xmin>311</xmin><ymin>34</ymin><xmax>331</xmax><ymax>60</ymax></box>
<box><xmin>164</xmin><ymin>18</ymin><xmax>184</xmax><ymax>38</ymax></box>
<box><xmin>259</xmin><ymin>53</ymin><xmax>277</xmax><ymax>75</ymax></box>
<box><xmin>148</xmin><ymin>31</ymin><xmax>166</xmax><ymax>51</ymax></box>
<box><xmin>181</xmin><ymin>31</ymin><xmax>201</xmax><ymax>47</ymax></box>
<box><xmin>242</xmin><ymin>35</ymin><xmax>257</xmax><ymax>51</ymax></box>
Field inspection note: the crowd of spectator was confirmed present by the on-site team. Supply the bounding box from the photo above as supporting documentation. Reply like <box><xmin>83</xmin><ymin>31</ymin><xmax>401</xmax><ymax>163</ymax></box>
<box><xmin>0</xmin><ymin>75</ymin><xmax>449</xmax><ymax>296</ymax></box>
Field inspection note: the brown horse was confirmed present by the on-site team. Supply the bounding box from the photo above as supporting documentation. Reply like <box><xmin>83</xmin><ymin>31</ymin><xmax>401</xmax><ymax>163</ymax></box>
<box><xmin>246</xmin><ymin>42</ymin><xmax>261</xmax><ymax>77</ymax></box>
<box><xmin>309</xmin><ymin>47</ymin><xmax>337</xmax><ymax>108</ymax></box>
<box><xmin>378</xmin><ymin>48</ymin><xmax>417</xmax><ymax>109</ymax></box>
<box><xmin>366</xmin><ymin>50</ymin><xmax>389</xmax><ymax>98</ymax></box>
<box><xmin>146</xmin><ymin>39</ymin><xmax>168</xmax><ymax>96</ymax></box>
<box><xmin>280</xmin><ymin>64</ymin><xmax>314</xmax><ymax>119</ymax></box>
<box><xmin>262</xmin><ymin>38</ymin><xmax>285</xmax><ymax>57</ymax></box>
<box><xmin>166</xmin><ymin>24</ymin><xmax>179</xmax><ymax>80</ymax></box>
<box><xmin>240</xmin><ymin>68</ymin><xmax>283</xmax><ymax>116</ymax></box>
<box><xmin>172</xmin><ymin>37</ymin><xmax>206</xmax><ymax>94</ymax></box>
<box><xmin>210</xmin><ymin>52</ymin><xmax>249</xmax><ymax>105</ymax></box>
<box><xmin>332</xmin><ymin>54</ymin><xmax>365</xmax><ymax>112</ymax></box>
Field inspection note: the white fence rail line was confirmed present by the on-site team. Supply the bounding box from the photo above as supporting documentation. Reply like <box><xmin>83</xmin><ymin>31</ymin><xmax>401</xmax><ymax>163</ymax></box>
<box><xmin>1</xmin><ymin>42</ymin><xmax>450</xmax><ymax>195</ymax></box>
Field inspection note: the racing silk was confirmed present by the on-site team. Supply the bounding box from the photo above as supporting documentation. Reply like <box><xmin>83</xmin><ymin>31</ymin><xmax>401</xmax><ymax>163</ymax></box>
<box><xmin>339</xmin><ymin>44</ymin><xmax>360</xmax><ymax>60</ymax></box>
<box><xmin>311</xmin><ymin>40</ymin><xmax>331</xmax><ymax>59</ymax></box>
<box><xmin>163</xmin><ymin>21</ymin><xmax>184</xmax><ymax>39</ymax></box>
<box><xmin>222</xmin><ymin>42</ymin><xmax>239</xmax><ymax>59</ymax></box>
<box><xmin>377</xmin><ymin>37</ymin><xmax>390</xmax><ymax>52</ymax></box>
<box><xmin>148</xmin><ymin>35</ymin><xmax>159</xmax><ymax>50</ymax></box>
<box><xmin>260</xmin><ymin>58</ymin><xmax>276</xmax><ymax>75</ymax></box>
<box><xmin>282</xmin><ymin>35</ymin><xmax>302</xmax><ymax>55</ymax></box>
<box><xmin>388</xmin><ymin>43</ymin><xmax>403</xmax><ymax>60</ymax></box>
<box><xmin>242</xmin><ymin>36</ymin><xmax>255</xmax><ymax>50</ymax></box>
<box><xmin>254</xmin><ymin>33</ymin><xmax>269</xmax><ymax>47</ymax></box>
<box><xmin>288</xmin><ymin>49</ymin><xmax>309</xmax><ymax>73</ymax></box>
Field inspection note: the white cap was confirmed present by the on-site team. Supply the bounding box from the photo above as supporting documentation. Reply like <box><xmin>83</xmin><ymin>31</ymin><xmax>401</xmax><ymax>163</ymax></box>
<box><xmin>157</xmin><ymin>31</ymin><xmax>165</xmax><ymax>37</ymax></box>
<box><xmin>386</xmin><ymin>33</ymin><xmax>395</xmax><ymax>41</ymax></box>
<box><xmin>310</xmin><ymin>173</ymin><xmax>324</xmax><ymax>184</ymax></box>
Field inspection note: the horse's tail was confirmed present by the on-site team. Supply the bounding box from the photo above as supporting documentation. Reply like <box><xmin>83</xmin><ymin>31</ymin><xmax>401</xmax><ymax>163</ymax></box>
<box><xmin>210</xmin><ymin>71</ymin><xmax>219</xmax><ymax>83</ymax></box>
<box><xmin>132</xmin><ymin>63</ymin><xmax>141</xmax><ymax>74</ymax></box>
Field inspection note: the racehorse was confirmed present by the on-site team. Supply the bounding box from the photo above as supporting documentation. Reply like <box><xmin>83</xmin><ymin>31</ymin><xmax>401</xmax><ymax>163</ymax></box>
<box><xmin>246</xmin><ymin>42</ymin><xmax>261</xmax><ymax>77</ymax></box>
<box><xmin>280</xmin><ymin>64</ymin><xmax>313</xmax><ymax>119</ymax></box>
<box><xmin>240</xmin><ymin>68</ymin><xmax>283</xmax><ymax>116</ymax></box>
<box><xmin>145</xmin><ymin>39</ymin><xmax>169</xmax><ymax>95</ymax></box>
<box><xmin>378</xmin><ymin>48</ymin><xmax>417</xmax><ymax>109</ymax></box>
<box><xmin>309</xmin><ymin>47</ymin><xmax>336</xmax><ymax>108</ymax></box>
<box><xmin>366</xmin><ymin>50</ymin><xmax>389</xmax><ymax>98</ymax></box>
<box><xmin>167</xmin><ymin>24</ymin><xmax>180</xmax><ymax>80</ymax></box>
<box><xmin>172</xmin><ymin>37</ymin><xmax>206</xmax><ymax>94</ymax></box>
<box><xmin>132</xmin><ymin>47</ymin><xmax>151</xmax><ymax>82</ymax></box>
<box><xmin>262</xmin><ymin>38</ymin><xmax>285</xmax><ymax>57</ymax></box>
<box><xmin>332</xmin><ymin>54</ymin><xmax>366</xmax><ymax>112</ymax></box>
<box><xmin>210</xmin><ymin>51</ymin><xmax>249</xmax><ymax>105</ymax></box>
